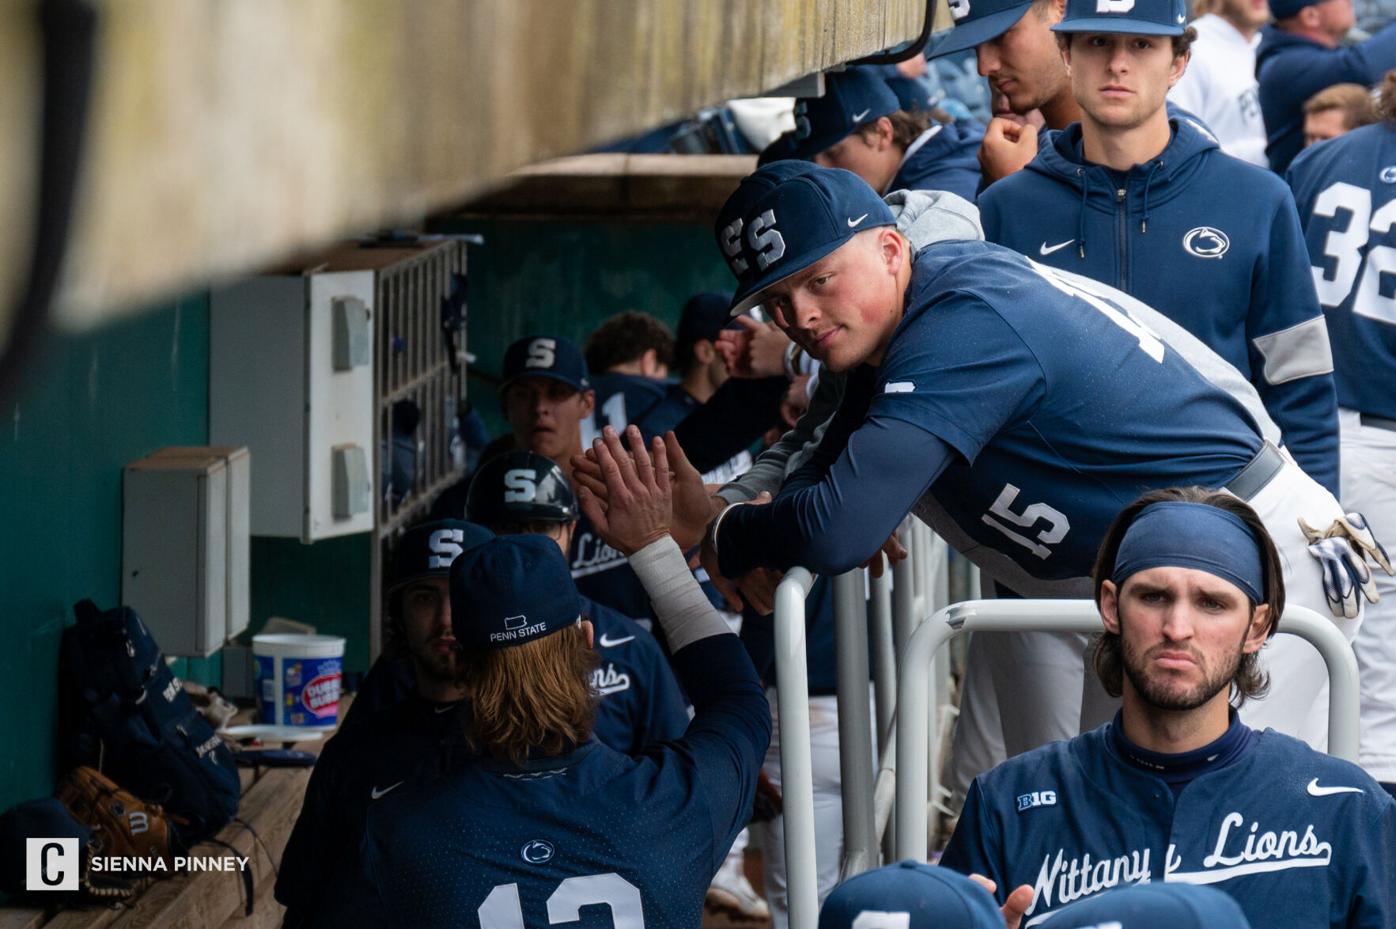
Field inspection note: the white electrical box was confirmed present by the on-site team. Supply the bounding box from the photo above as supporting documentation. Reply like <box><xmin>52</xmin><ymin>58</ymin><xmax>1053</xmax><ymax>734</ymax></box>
<box><xmin>209</xmin><ymin>271</ymin><xmax>376</xmax><ymax>542</ymax></box>
<box><xmin>150</xmin><ymin>445</ymin><xmax>251</xmax><ymax>641</ymax></box>
<box><xmin>123</xmin><ymin>455</ymin><xmax>228</xmax><ymax>657</ymax></box>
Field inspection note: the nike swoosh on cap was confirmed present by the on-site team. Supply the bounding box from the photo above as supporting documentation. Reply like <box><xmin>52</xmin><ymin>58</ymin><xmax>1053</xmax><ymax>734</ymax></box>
<box><xmin>1039</xmin><ymin>239</ymin><xmax>1074</xmax><ymax>256</ymax></box>
<box><xmin>1306</xmin><ymin>778</ymin><xmax>1362</xmax><ymax>796</ymax></box>
<box><xmin>852</xmin><ymin>108</ymin><xmax>871</xmax><ymax>122</ymax></box>
<box><xmin>847</xmin><ymin>213</ymin><xmax>869</xmax><ymax>228</ymax></box>
<box><xmin>370</xmin><ymin>781</ymin><xmax>405</xmax><ymax>800</ymax></box>
<box><xmin>598</xmin><ymin>633</ymin><xmax>635</xmax><ymax>647</ymax></box>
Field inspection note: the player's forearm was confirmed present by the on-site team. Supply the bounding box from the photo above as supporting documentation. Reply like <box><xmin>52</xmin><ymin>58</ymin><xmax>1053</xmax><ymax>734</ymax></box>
<box><xmin>630</xmin><ymin>535</ymin><xmax>733</xmax><ymax>651</ymax></box>
<box><xmin>717</xmin><ymin>417</ymin><xmax>948</xmax><ymax>576</ymax></box>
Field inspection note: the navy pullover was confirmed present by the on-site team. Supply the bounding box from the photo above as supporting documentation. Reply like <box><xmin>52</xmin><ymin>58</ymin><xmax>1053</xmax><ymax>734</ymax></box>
<box><xmin>979</xmin><ymin>118</ymin><xmax>1338</xmax><ymax>493</ymax></box>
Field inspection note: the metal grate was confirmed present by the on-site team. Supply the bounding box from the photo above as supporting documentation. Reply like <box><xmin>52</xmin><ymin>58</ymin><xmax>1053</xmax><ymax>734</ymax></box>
<box><xmin>370</xmin><ymin>240</ymin><xmax>469</xmax><ymax>659</ymax></box>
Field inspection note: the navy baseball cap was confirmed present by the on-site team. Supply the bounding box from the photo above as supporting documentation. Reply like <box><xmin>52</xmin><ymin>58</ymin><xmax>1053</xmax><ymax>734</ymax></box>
<box><xmin>928</xmin><ymin>0</ymin><xmax>1035</xmax><ymax>59</ymax></box>
<box><xmin>677</xmin><ymin>292</ymin><xmax>739</xmax><ymax>348</ymax></box>
<box><xmin>1037</xmin><ymin>884</ymin><xmax>1252</xmax><ymax>929</ymax></box>
<box><xmin>449</xmin><ymin>535</ymin><xmax>582</xmax><ymax>649</ymax></box>
<box><xmin>467</xmin><ymin>451</ymin><xmax>579</xmax><ymax>528</ymax></box>
<box><xmin>790</xmin><ymin>68</ymin><xmax>902</xmax><ymax>160</ymax></box>
<box><xmin>819</xmin><ymin>861</ymin><xmax>1002</xmax><ymax>929</ymax></box>
<box><xmin>389</xmin><ymin>519</ymin><xmax>494</xmax><ymax>594</ymax></box>
<box><xmin>501</xmin><ymin>335</ymin><xmax>591</xmax><ymax>393</ymax></box>
<box><xmin>1053</xmin><ymin>0</ymin><xmax>1187</xmax><ymax>34</ymax></box>
<box><xmin>716</xmin><ymin>161</ymin><xmax>896</xmax><ymax>315</ymax></box>
<box><xmin>1269</xmin><ymin>0</ymin><xmax>1317</xmax><ymax>16</ymax></box>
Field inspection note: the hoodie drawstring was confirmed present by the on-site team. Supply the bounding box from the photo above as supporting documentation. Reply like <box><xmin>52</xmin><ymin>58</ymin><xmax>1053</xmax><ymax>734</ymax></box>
<box><xmin>1076</xmin><ymin>168</ymin><xmax>1088</xmax><ymax>259</ymax></box>
<box><xmin>1140</xmin><ymin>160</ymin><xmax>1163</xmax><ymax>233</ymax></box>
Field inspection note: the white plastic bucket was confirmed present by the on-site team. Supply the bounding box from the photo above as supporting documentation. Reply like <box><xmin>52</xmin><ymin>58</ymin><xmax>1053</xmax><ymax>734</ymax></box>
<box><xmin>253</xmin><ymin>633</ymin><xmax>345</xmax><ymax>728</ymax></box>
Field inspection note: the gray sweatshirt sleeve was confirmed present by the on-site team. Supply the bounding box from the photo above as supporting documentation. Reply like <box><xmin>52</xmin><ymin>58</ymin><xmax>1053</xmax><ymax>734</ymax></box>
<box><xmin>716</xmin><ymin>369</ymin><xmax>847</xmax><ymax>503</ymax></box>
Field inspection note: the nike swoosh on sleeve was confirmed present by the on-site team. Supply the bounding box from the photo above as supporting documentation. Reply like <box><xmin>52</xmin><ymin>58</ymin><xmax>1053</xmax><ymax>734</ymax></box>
<box><xmin>1306</xmin><ymin>778</ymin><xmax>1363</xmax><ymax>796</ymax></box>
<box><xmin>1039</xmin><ymin>239</ymin><xmax>1074</xmax><ymax>256</ymax></box>
<box><xmin>598</xmin><ymin>633</ymin><xmax>635</xmax><ymax>648</ymax></box>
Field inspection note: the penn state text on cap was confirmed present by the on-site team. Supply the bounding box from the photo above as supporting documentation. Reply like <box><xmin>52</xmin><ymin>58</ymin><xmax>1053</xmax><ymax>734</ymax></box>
<box><xmin>466</xmin><ymin>451</ymin><xmax>579</xmax><ymax>527</ymax></box>
<box><xmin>1036</xmin><ymin>883</ymin><xmax>1252</xmax><ymax>929</ymax></box>
<box><xmin>818</xmin><ymin>860</ymin><xmax>1003</xmax><ymax>929</ymax></box>
<box><xmin>789</xmin><ymin>67</ymin><xmax>902</xmax><ymax>161</ymax></box>
<box><xmin>1052</xmin><ymin>0</ymin><xmax>1188</xmax><ymax>35</ymax></box>
<box><xmin>501</xmin><ymin>334</ymin><xmax>591</xmax><ymax>393</ymax></box>
<box><xmin>716</xmin><ymin>161</ymin><xmax>896</xmax><ymax>315</ymax></box>
<box><xmin>449</xmin><ymin>535</ymin><xmax>582</xmax><ymax>649</ymax></box>
<box><xmin>928</xmin><ymin>0</ymin><xmax>1035</xmax><ymax>59</ymax></box>
<box><xmin>389</xmin><ymin>519</ymin><xmax>494</xmax><ymax>594</ymax></box>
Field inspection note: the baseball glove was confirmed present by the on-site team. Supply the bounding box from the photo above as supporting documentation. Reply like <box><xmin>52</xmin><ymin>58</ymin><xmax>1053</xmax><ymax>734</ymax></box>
<box><xmin>56</xmin><ymin>766</ymin><xmax>183</xmax><ymax>869</ymax></box>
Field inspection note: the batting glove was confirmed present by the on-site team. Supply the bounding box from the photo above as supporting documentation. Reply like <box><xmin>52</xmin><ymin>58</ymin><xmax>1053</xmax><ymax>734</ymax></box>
<box><xmin>1300</xmin><ymin>512</ymin><xmax>1394</xmax><ymax>619</ymax></box>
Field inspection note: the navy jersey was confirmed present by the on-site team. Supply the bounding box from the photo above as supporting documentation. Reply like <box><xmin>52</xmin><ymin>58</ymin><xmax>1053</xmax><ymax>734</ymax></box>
<box><xmin>979</xmin><ymin>118</ymin><xmax>1338</xmax><ymax>493</ymax></box>
<box><xmin>941</xmin><ymin>723</ymin><xmax>1396</xmax><ymax>928</ymax></box>
<box><xmin>348</xmin><ymin>599</ymin><xmax>688</xmax><ymax>757</ymax></box>
<box><xmin>889</xmin><ymin>120</ymin><xmax>983</xmax><ymax>204</ymax></box>
<box><xmin>722</xmin><ymin>240</ymin><xmax>1263</xmax><ymax>585</ymax></box>
<box><xmin>354</xmin><ymin>635</ymin><xmax>770</xmax><ymax>929</ymax></box>
<box><xmin>1256</xmin><ymin>23</ymin><xmax>1396</xmax><ymax>174</ymax></box>
<box><xmin>586</xmin><ymin>372</ymin><xmax>670</xmax><ymax>446</ymax></box>
<box><xmin>582</xmin><ymin>595</ymin><xmax>690</xmax><ymax>753</ymax></box>
<box><xmin>1287</xmin><ymin>122</ymin><xmax>1396</xmax><ymax>420</ymax></box>
<box><xmin>570</xmin><ymin>511</ymin><xmax>656</xmax><ymax>621</ymax></box>
<box><xmin>639</xmin><ymin>383</ymin><xmax>757</xmax><ymax>484</ymax></box>
<box><xmin>275</xmin><ymin>693</ymin><xmax>465</xmax><ymax>926</ymax></box>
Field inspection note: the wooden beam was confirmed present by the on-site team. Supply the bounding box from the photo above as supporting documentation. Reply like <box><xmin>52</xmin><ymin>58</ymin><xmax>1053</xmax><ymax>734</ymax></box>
<box><xmin>0</xmin><ymin>0</ymin><xmax>925</xmax><ymax>332</ymax></box>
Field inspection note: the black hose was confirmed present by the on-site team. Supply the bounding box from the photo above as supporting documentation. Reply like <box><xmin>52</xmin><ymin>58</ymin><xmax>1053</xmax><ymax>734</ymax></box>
<box><xmin>0</xmin><ymin>0</ymin><xmax>98</xmax><ymax>403</ymax></box>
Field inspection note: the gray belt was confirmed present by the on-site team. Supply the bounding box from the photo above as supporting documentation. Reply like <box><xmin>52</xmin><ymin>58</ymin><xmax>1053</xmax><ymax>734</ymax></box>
<box><xmin>1226</xmin><ymin>442</ymin><xmax>1286</xmax><ymax>501</ymax></box>
<box><xmin>1360</xmin><ymin>413</ymin><xmax>1396</xmax><ymax>433</ymax></box>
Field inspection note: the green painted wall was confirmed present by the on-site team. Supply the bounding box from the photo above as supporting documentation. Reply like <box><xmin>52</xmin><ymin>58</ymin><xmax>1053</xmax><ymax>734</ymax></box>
<box><xmin>432</xmin><ymin>218</ymin><xmax>735</xmax><ymax>435</ymax></box>
<box><xmin>0</xmin><ymin>216</ymin><xmax>733</xmax><ymax>811</ymax></box>
<box><xmin>248</xmin><ymin>534</ymin><xmax>372</xmax><ymax>674</ymax></box>
<box><xmin>0</xmin><ymin>296</ymin><xmax>211</xmax><ymax>811</ymax></box>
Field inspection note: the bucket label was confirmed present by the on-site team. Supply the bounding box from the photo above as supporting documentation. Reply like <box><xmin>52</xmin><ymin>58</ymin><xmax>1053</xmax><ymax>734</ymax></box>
<box><xmin>301</xmin><ymin>672</ymin><xmax>342</xmax><ymax>718</ymax></box>
<box><xmin>255</xmin><ymin>653</ymin><xmax>343</xmax><ymax>728</ymax></box>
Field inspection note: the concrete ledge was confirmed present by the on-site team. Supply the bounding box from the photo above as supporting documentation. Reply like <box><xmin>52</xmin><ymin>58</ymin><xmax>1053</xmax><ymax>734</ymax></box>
<box><xmin>0</xmin><ymin>1</ymin><xmax>925</xmax><ymax>331</ymax></box>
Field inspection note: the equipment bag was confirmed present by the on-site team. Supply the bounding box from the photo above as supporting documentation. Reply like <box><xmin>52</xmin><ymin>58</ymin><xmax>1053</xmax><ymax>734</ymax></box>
<box><xmin>59</xmin><ymin>599</ymin><xmax>240</xmax><ymax>844</ymax></box>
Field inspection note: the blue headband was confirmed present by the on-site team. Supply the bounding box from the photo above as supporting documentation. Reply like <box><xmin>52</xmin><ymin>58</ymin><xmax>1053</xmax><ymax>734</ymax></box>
<box><xmin>1113</xmin><ymin>502</ymin><xmax>1265</xmax><ymax>603</ymax></box>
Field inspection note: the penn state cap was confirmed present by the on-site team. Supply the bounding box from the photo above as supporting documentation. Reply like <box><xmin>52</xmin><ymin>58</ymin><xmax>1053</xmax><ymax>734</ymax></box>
<box><xmin>1036</xmin><ymin>884</ymin><xmax>1252</xmax><ymax>929</ymax></box>
<box><xmin>818</xmin><ymin>861</ymin><xmax>1003</xmax><ymax>929</ymax></box>
<box><xmin>928</xmin><ymin>0</ymin><xmax>1035</xmax><ymax>59</ymax></box>
<box><xmin>390</xmin><ymin>519</ymin><xmax>495</xmax><ymax>594</ymax></box>
<box><xmin>449</xmin><ymin>535</ymin><xmax>582</xmax><ymax>649</ymax></box>
<box><xmin>501</xmin><ymin>334</ymin><xmax>591</xmax><ymax>393</ymax></box>
<box><xmin>789</xmin><ymin>67</ymin><xmax>902</xmax><ymax>160</ymax></box>
<box><xmin>467</xmin><ymin>451</ymin><xmax>579</xmax><ymax>528</ymax></box>
<box><xmin>1053</xmin><ymin>0</ymin><xmax>1187</xmax><ymax>35</ymax></box>
<box><xmin>715</xmin><ymin>161</ymin><xmax>895</xmax><ymax>316</ymax></box>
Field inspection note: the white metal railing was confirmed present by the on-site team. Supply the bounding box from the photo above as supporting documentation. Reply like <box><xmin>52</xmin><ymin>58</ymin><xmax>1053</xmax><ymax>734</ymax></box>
<box><xmin>892</xmin><ymin>599</ymin><xmax>1361</xmax><ymax>863</ymax></box>
<box><xmin>771</xmin><ymin>529</ymin><xmax>1361</xmax><ymax>929</ymax></box>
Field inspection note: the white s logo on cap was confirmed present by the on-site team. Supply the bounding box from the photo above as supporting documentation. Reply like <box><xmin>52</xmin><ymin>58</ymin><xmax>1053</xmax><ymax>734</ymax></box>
<box><xmin>747</xmin><ymin>209</ymin><xmax>787</xmax><ymax>271</ymax></box>
<box><xmin>525</xmin><ymin>338</ymin><xmax>556</xmax><ymax>368</ymax></box>
<box><xmin>948</xmin><ymin>0</ymin><xmax>971</xmax><ymax>19</ymax></box>
<box><xmin>503</xmin><ymin>469</ymin><xmax>539</xmax><ymax>503</ymax></box>
<box><xmin>428</xmin><ymin>529</ymin><xmax>466</xmax><ymax>569</ymax></box>
<box><xmin>1096</xmin><ymin>0</ymin><xmax>1134</xmax><ymax>11</ymax></box>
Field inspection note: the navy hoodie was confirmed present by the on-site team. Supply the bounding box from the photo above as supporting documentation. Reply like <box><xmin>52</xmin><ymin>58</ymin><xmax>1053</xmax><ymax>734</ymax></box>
<box><xmin>1256</xmin><ymin>22</ymin><xmax>1396</xmax><ymax>174</ymax></box>
<box><xmin>889</xmin><ymin>119</ymin><xmax>984</xmax><ymax>203</ymax></box>
<box><xmin>979</xmin><ymin>118</ymin><xmax>1339</xmax><ymax>493</ymax></box>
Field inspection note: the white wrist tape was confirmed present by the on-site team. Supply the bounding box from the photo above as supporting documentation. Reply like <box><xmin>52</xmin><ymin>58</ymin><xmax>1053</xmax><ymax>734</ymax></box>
<box><xmin>630</xmin><ymin>536</ymin><xmax>732</xmax><ymax>651</ymax></box>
